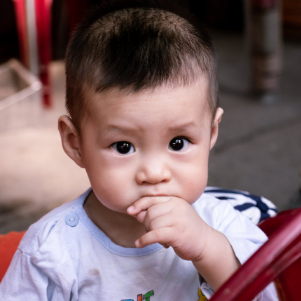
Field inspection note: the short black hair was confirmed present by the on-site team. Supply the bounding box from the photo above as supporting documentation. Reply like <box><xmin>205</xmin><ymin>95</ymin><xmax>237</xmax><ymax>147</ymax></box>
<box><xmin>65</xmin><ymin>0</ymin><xmax>219</xmax><ymax>131</ymax></box>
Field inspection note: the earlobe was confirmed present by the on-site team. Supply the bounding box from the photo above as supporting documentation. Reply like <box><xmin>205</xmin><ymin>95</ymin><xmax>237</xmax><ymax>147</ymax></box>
<box><xmin>58</xmin><ymin>115</ymin><xmax>85</xmax><ymax>168</ymax></box>
<box><xmin>210</xmin><ymin>107</ymin><xmax>224</xmax><ymax>150</ymax></box>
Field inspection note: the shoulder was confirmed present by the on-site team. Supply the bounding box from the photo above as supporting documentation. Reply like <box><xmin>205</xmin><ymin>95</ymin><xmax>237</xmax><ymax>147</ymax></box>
<box><xmin>193</xmin><ymin>191</ymin><xmax>269</xmax><ymax>264</ymax></box>
<box><xmin>192</xmin><ymin>192</ymin><xmax>267</xmax><ymax>241</ymax></box>
<box><xmin>192</xmin><ymin>193</ymin><xmax>237</xmax><ymax>227</ymax></box>
<box><xmin>18</xmin><ymin>189</ymin><xmax>91</xmax><ymax>256</ymax></box>
<box><xmin>203</xmin><ymin>187</ymin><xmax>277</xmax><ymax>223</ymax></box>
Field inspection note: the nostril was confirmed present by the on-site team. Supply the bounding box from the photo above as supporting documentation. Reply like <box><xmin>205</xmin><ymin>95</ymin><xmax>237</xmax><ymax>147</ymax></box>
<box><xmin>136</xmin><ymin>171</ymin><xmax>171</xmax><ymax>185</ymax></box>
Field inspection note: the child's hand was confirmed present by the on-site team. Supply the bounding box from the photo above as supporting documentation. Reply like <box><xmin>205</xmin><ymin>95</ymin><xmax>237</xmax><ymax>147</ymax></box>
<box><xmin>128</xmin><ymin>196</ymin><xmax>240</xmax><ymax>291</ymax></box>
<box><xmin>127</xmin><ymin>196</ymin><xmax>211</xmax><ymax>262</ymax></box>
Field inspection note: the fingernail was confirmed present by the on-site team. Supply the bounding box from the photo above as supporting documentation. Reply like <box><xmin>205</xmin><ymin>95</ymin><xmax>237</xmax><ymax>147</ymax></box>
<box><xmin>127</xmin><ymin>206</ymin><xmax>134</xmax><ymax>213</ymax></box>
<box><xmin>135</xmin><ymin>239</ymin><xmax>141</xmax><ymax>248</ymax></box>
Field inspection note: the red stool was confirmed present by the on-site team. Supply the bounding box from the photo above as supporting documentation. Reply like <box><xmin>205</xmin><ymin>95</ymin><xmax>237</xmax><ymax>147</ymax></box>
<box><xmin>13</xmin><ymin>0</ymin><xmax>53</xmax><ymax>107</ymax></box>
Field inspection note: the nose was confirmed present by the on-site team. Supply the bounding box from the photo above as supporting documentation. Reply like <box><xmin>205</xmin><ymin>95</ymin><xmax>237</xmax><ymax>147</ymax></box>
<box><xmin>135</xmin><ymin>158</ymin><xmax>171</xmax><ymax>185</ymax></box>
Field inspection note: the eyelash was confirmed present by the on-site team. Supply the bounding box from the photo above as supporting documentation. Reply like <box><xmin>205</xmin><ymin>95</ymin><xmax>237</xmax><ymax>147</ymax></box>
<box><xmin>111</xmin><ymin>136</ymin><xmax>192</xmax><ymax>155</ymax></box>
<box><xmin>168</xmin><ymin>136</ymin><xmax>191</xmax><ymax>152</ymax></box>
<box><xmin>111</xmin><ymin>141</ymin><xmax>135</xmax><ymax>155</ymax></box>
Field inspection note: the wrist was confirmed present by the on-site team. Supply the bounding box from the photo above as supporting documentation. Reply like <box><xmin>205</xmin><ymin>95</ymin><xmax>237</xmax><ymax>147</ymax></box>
<box><xmin>192</xmin><ymin>224</ymin><xmax>215</xmax><ymax>264</ymax></box>
<box><xmin>192</xmin><ymin>228</ymin><xmax>240</xmax><ymax>291</ymax></box>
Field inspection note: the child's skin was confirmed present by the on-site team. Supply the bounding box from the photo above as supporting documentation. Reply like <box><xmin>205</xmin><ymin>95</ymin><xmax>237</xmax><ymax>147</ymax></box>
<box><xmin>58</xmin><ymin>74</ymin><xmax>239</xmax><ymax>291</ymax></box>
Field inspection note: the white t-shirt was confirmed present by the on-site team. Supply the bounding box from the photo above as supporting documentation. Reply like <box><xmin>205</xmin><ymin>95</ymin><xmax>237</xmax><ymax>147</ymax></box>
<box><xmin>0</xmin><ymin>189</ymin><xmax>278</xmax><ymax>300</ymax></box>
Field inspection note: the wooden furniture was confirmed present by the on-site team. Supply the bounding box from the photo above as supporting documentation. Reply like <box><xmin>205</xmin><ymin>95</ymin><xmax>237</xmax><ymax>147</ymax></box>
<box><xmin>283</xmin><ymin>0</ymin><xmax>301</xmax><ymax>40</ymax></box>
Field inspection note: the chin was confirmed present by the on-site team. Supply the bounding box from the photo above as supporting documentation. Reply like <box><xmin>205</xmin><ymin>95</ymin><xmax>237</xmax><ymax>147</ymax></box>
<box><xmin>105</xmin><ymin>203</ymin><xmax>131</xmax><ymax>214</ymax></box>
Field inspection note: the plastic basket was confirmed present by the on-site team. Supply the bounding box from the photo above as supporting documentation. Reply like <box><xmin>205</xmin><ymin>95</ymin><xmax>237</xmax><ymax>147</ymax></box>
<box><xmin>0</xmin><ymin>59</ymin><xmax>42</xmax><ymax>130</ymax></box>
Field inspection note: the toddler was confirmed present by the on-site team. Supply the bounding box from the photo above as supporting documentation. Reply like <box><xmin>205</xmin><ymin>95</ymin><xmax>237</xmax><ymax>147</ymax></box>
<box><xmin>0</xmin><ymin>0</ymin><xmax>278</xmax><ymax>300</ymax></box>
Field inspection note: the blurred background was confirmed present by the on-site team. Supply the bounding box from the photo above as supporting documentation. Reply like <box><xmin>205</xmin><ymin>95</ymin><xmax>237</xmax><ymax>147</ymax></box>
<box><xmin>0</xmin><ymin>0</ymin><xmax>300</xmax><ymax>233</ymax></box>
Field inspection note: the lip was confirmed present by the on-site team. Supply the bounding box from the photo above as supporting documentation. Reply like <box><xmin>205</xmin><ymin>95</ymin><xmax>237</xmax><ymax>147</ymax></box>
<box><xmin>142</xmin><ymin>194</ymin><xmax>168</xmax><ymax>197</ymax></box>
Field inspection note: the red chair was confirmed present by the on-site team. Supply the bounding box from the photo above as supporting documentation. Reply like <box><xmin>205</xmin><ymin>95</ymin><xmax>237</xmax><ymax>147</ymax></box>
<box><xmin>0</xmin><ymin>232</ymin><xmax>25</xmax><ymax>282</ymax></box>
<box><xmin>211</xmin><ymin>208</ymin><xmax>301</xmax><ymax>301</ymax></box>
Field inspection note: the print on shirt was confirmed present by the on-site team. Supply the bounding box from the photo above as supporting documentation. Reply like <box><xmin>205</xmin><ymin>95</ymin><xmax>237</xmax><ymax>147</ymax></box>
<box><xmin>121</xmin><ymin>290</ymin><xmax>154</xmax><ymax>301</ymax></box>
<box><xmin>198</xmin><ymin>288</ymin><xmax>208</xmax><ymax>301</ymax></box>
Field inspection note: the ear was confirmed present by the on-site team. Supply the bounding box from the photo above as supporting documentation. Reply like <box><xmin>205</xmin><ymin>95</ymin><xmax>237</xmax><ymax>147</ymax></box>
<box><xmin>210</xmin><ymin>107</ymin><xmax>224</xmax><ymax>150</ymax></box>
<box><xmin>58</xmin><ymin>115</ymin><xmax>85</xmax><ymax>168</ymax></box>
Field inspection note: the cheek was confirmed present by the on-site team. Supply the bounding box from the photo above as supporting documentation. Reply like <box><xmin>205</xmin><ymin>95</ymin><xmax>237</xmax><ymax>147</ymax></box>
<box><xmin>185</xmin><ymin>172</ymin><xmax>208</xmax><ymax>204</ymax></box>
<box><xmin>84</xmin><ymin>156</ymin><xmax>137</xmax><ymax>211</ymax></box>
<box><xmin>91</xmin><ymin>175</ymin><xmax>131</xmax><ymax>212</ymax></box>
<box><xmin>83</xmin><ymin>148</ymin><xmax>131</xmax><ymax>183</ymax></box>
<box><xmin>177</xmin><ymin>155</ymin><xmax>209</xmax><ymax>204</ymax></box>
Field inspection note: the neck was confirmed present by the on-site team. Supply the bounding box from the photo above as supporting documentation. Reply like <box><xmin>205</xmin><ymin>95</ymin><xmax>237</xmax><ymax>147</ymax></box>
<box><xmin>83</xmin><ymin>191</ymin><xmax>146</xmax><ymax>248</ymax></box>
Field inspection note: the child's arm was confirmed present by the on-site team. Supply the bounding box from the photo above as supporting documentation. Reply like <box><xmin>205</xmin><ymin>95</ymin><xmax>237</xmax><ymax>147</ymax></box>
<box><xmin>127</xmin><ymin>196</ymin><xmax>240</xmax><ymax>291</ymax></box>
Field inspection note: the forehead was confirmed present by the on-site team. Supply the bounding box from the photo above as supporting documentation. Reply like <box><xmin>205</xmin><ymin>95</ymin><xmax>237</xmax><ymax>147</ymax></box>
<box><xmin>84</xmin><ymin>76</ymin><xmax>211</xmax><ymax>122</ymax></box>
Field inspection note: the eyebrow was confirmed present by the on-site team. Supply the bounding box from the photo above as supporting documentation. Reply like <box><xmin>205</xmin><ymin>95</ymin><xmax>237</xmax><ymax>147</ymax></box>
<box><xmin>103</xmin><ymin>121</ymin><xmax>199</xmax><ymax>135</ymax></box>
<box><xmin>166</xmin><ymin>121</ymin><xmax>200</xmax><ymax>133</ymax></box>
<box><xmin>103</xmin><ymin>125</ymin><xmax>140</xmax><ymax>134</ymax></box>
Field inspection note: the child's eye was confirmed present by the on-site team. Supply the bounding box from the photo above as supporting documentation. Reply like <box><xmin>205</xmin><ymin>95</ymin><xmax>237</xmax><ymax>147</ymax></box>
<box><xmin>168</xmin><ymin>137</ymin><xmax>190</xmax><ymax>152</ymax></box>
<box><xmin>111</xmin><ymin>141</ymin><xmax>135</xmax><ymax>155</ymax></box>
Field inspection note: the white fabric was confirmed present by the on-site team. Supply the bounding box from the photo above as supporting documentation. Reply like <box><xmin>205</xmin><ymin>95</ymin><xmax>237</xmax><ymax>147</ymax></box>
<box><xmin>204</xmin><ymin>187</ymin><xmax>278</xmax><ymax>224</ymax></box>
<box><xmin>0</xmin><ymin>189</ymin><xmax>278</xmax><ymax>300</ymax></box>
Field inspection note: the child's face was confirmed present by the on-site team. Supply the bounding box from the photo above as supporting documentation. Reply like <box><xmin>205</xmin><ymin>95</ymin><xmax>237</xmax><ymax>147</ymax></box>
<box><xmin>62</xmin><ymin>76</ymin><xmax>223</xmax><ymax>213</ymax></box>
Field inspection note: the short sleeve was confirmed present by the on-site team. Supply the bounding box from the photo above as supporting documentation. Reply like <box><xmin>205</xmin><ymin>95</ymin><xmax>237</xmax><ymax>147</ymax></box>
<box><xmin>0</xmin><ymin>249</ymin><xmax>49</xmax><ymax>301</ymax></box>
<box><xmin>192</xmin><ymin>194</ymin><xmax>279</xmax><ymax>300</ymax></box>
